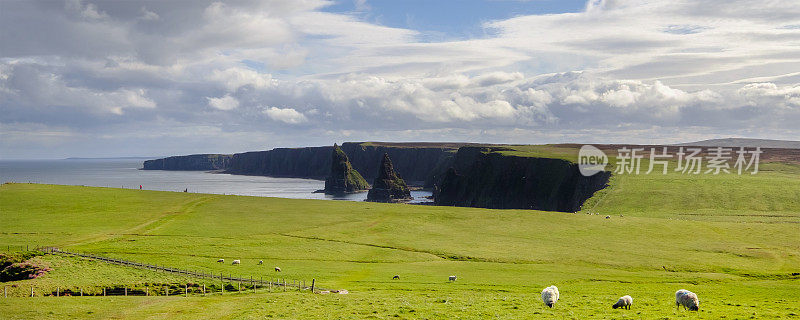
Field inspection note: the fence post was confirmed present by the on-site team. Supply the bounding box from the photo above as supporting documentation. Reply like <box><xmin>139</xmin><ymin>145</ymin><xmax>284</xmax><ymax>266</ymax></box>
<box><xmin>203</xmin><ymin>284</ymin><xmax>205</xmax><ymax>296</ymax></box>
<box><xmin>5</xmin><ymin>286</ymin><xmax>7</xmax><ymax>298</ymax></box>
<box><xmin>146</xmin><ymin>287</ymin><xmax>148</xmax><ymax>296</ymax></box>
<box><xmin>80</xmin><ymin>287</ymin><xmax>83</xmax><ymax>297</ymax></box>
<box><xmin>103</xmin><ymin>287</ymin><xmax>106</xmax><ymax>296</ymax></box>
<box><xmin>185</xmin><ymin>284</ymin><xmax>188</xmax><ymax>297</ymax></box>
<box><xmin>311</xmin><ymin>279</ymin><xmax>315</xmax><ymax>293</ymax></box>
<box><xmin>238</xmin><ymin>281</ymin><xmax>241</xmax><ymax>293</ymax></box>
<box><xmin>57</xmin><ymin>287</ymin><xmax>59</xmax><ymax>297</ymax></box>
<box><xmin>30</xmin><ymin>286</ymin><xmax>33</xmax><ymax>297</ymax></box>
<box><xmin>283</xmin><ymin>279</ymin><xmax>286</xmax><ymax>292</ymax></box>
<box><xmin>125</xmin><ymin>287</ymin><xmax>127</xmax><ymax>296</ymax></box>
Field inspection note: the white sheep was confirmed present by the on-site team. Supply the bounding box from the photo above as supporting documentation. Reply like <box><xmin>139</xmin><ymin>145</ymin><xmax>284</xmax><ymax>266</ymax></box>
<box><xmin>217</xmin><ymin>259</ymin><xmax>224</xmax><ymax>263</ymax></box>
<box><xmin>258</xmin><ymin>260</ymin><xmax>263</xmax><ymax>265</ymax></box>
<box><xmin>675</xmin><ymin>289</ymin><xmax>699</xmax><ymax>311</ymax></box>
<box><xmin>274</xmin><ymin>267</ymin><xmax>282</xmax><ymax>272</ymax></box>
<box><xmin>612</xmin><ymin>295</ymin><xmax>633</xmax><ymax>310</ymax></box>
<box><xmin>448</xmin><ymin>275</ymin><xmax>457</xmax><ymax>282</ymax></box>
<box><xmin>232</xmin><ymin>259</ymin><xmax>240</xmax><ymax>265</ymax></box>
<box><xmin>541</xmin><ymin>285</ymin><xmax>560</xmax><ymax>308</ymax></box>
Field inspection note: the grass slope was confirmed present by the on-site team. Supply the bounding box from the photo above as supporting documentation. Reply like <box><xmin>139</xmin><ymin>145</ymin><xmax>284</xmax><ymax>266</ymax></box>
<box><xmin>1</xmin><ymin>181</ymin><xmax>799</xmax><ymax>319</ymax></box>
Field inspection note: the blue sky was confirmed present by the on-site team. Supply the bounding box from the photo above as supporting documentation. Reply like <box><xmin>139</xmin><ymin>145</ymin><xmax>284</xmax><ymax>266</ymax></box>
<box><xmin>323</xmin><ymin>0</ymin><xmax>587</xmax><ymax>41</ymax></box>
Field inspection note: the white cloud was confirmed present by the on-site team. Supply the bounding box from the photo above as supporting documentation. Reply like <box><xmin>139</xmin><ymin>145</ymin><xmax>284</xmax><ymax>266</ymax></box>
<box><xmin>1</xmin><ymin>0</ymin><xmax>799</xmax><ymax>157</ymax></box>
<box><xmin>139</xmin><ymin>7</ymin><xmax>160</xmax><ymax>21</ymax></box>
<box><xmin>206</xmin><ymin>94</ymin><xmax>239</xmax><ymax>110</ymax></box>
<box><xmin>263</xmin><ymin>107</ymin><xmax>308</xmax><ymax>124</ymax></box>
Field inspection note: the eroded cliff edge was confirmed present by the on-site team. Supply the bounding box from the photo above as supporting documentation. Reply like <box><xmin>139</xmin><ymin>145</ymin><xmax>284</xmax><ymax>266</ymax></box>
<box><xmin>433</xmin><ymin>147</ymin><xmax>611</xmax><ymax>212</ymax></box>
<box><xmin>222</xmin><ymin>142</ymin><xmax>461</xmax><ymax>184</ymax></box>
<box><xmin>142</xmin><ymin>154</ymin><xmax>231</xmax><ymax>171</ymax></box>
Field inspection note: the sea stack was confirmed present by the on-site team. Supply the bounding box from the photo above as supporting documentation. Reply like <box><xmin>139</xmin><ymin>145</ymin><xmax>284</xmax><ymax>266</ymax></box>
<box><xmin>366</xmin><ymin>153</ymin><xmax>412</xmax><ymax>202</ymax></box>
<box><xmin>324</xmin><ymin>144</ymin><xmax>370</xmax><ymax>194</ymax></box>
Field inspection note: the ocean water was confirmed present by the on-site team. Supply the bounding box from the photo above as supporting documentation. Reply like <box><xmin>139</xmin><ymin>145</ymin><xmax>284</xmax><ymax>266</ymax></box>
<box><xmin>0</xmin><ymin>159</ymin><xmax>432</xmax><ymax>203</ymax></box>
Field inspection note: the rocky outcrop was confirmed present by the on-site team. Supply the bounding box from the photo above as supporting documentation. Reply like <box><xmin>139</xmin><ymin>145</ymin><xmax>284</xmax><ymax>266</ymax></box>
<box><xmin>324</xmin><ymin>144</ymin><xmax>370</xmax><ymax>194</ymax></box>
<box><xmin>367</xmin><ymin>154</ymin><xmax>412</xmax><ymax>202</ymax></box>
<box><xmin>219</xmin><ymin>142</ymin><xmax>460</xmax><ymax>184</ymax></box>
<box><xmin>142</xmin><ymin>154</ymin><xmax>231</xmax><ymax>171</ymax></box>
<box><xmin>224</xmin><ymin>147</ymin><xmax>332</xmax><ymax>179</ymax></box>
<box><xmin>434</xmin><ymin>147</ymin><xmax>611</xmax><ymax>212</ymax></box>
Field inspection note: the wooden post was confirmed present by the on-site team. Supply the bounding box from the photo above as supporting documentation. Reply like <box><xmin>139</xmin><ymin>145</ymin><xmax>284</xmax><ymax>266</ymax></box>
<box><xmin>146</xmin><ymin>287</ymin><xmax>148</xmax><ymax>296</ymax></box>
<box><xmin>5</xmin><ymin>286</ymin><xmax>7</xmax><ymax>298</ymax></box>
<box><xmin>57</xmin><ymin>287</ymin><xmax>59</xmax><ymax>297</ymax></box>
<box><xmin>31</xmin><ymin>286</ymin><xmax>33</xmax><ymax>297</ymax></box>
<box><xmin>311</xmin><ymin>279</ymin><xmax>315</xmax><ymax>293</ymax></box>
<box><xmin>103</xmin><ymin>287</ymin><xmax>106</xmax><ymax>296</ymax></box>
<box><xmin>124</xmin><ymin>287</ymin><xmax>127</xmax><ymax>296</ymax></box>
<box><xmin>238</xmin><ymin>281</ymin><xmax>241</xmax><ymax>293</ymax></box>
<box><xmin>80</xmin><ymin>287</ymin><xmax>83</xmax><ymax>297</ymax></box>
<box><xmin>165</xmin><ymin>286</ymin><xmax>168</xmax><ymax>296</ymax></box>
<box><xmin>185</xmin><ymin>284</ymin><xmax>188</xmax><ymax>297</ymax></box>
<box><xmin>203</xmin><ymin>284</ymin><xmax>205</xmax><ymax>296</ymax></box>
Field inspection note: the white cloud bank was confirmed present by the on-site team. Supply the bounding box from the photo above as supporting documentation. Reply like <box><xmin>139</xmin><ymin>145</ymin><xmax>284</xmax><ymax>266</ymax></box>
<box><xmin>0</xmin><ymin>0</ymin><xmax>799</xmax><ymax>157</ymax></box>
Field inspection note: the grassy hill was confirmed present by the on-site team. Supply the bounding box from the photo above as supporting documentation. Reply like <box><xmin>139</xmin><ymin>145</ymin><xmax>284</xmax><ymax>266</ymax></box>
<box><xmin>1</xmin><ymin>172</ymin><xmax>799</xmax><ymax>319</ymax></box>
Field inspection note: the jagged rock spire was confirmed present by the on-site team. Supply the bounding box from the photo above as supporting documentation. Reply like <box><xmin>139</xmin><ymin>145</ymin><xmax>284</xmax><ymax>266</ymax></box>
<box><xmin>324</xmin><ymin>144</ymin><xmax>370</xmax><ymax>194</ymax></box>
<box><xmin>367</xmin><ymin>153</ymin><xmax>412</xmax><ymax>202</ymax></box>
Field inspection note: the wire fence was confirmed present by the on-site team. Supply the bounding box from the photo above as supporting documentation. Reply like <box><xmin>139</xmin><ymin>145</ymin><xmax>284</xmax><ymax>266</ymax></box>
<box><xmin>1</xmin><ymin>247</ymin><xmax>326</xmax><ymax>297</ymax></box>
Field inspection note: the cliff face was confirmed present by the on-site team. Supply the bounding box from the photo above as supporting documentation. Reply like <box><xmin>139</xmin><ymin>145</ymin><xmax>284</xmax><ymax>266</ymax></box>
<box><xmin>220</xmin><ymin>142</ymin><xmax>458</xmax><ymax>183</ymax></box>
<box><xmin>142</xmin><ymin>154</ymin><xmax>231</xmax><ymax>171</ymax></box>
<box><xmin>434</xmin><ymin>147</ymin><xmax>611</xmax><ymax>212</ymax></box>
<box><xmin>367</xmin><ymin>154</ymin><xmax>412</xmax><ymax>202</ymax></box>
<box><xmin>338</xmin><ymin>143</ymin><xmax>456</xmax><ymax>185</ymax></box>
<box><xmin>225</xmin><ymin>147</ymin><xmax>332</xmax><ymax>179</ymax></box>
<box><xmin>324</xmin><ymin>144</ymin><xmax>370</xmax><ymax>194</ymax></box>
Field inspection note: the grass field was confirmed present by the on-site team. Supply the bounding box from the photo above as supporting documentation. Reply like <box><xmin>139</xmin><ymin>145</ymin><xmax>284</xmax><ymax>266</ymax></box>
<box><xmin>1</xmin><ymin>166</ymin><xmax>799</xmax><ymax>319</ymax></box>
<box><xmin>1</xmin><ymin>144</ymin><xmax>799</xmax><ymax>319</ymax></box>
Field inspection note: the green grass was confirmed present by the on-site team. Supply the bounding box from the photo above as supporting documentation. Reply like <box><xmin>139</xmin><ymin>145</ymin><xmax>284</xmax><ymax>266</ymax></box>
<box><xmin>1</xmin><ymin>180</ymin><xmax>799</xmax><ymax>319</ymax></box>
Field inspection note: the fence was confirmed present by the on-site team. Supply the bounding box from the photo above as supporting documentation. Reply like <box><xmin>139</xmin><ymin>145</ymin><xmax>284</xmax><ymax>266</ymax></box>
<box><xmin>1</xmin><ymin>247</ymin><xmax>322</xmax><ymax>297</ymax></box>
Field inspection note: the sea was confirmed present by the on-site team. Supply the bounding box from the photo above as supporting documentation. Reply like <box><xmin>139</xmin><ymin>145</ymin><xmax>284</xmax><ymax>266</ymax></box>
<box><xmin>0</xmin><ymin>158</ymin><xmax>433</xmax><ymax>203</ymax></box>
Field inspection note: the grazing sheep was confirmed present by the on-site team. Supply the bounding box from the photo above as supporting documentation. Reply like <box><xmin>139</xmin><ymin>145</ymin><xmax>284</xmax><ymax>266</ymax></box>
<box><xmin>393</xmin><ymin>275</ymin><xmax>400</xmax><ymax>280</ymax></box>
<box><xmin>605</xmin><ymin>215</ymin><xmax>611</xmax><ymax>219</ymax></box>
<box><xmin>232</xmin><ymin>259</ymin><xmax>240</xmax><ymax>265</ymax></box>
<box><xmin>541</xmin><ymin>285</ymin><xmax>560</xmax><ymax>308</ymax></box>
<box><xmin>448</xmin><ymin>275</ymin><xmax>457</xmax><ymax>282</ymax></box>
<box><xmin>612</xmin><ymin>295</ymin><xmax>633</xmax><ymax>310</ymax></box>
<box><xmin>675</xmin><ymin>289</ymin><xmax>699</xmax><ymax>311</ymax></box>
<box><xmin>274</xmin><ymin>267</ymin><xmax>282</xmax><ymax>272</ymax></box>
<box><xmin>217</xmin><ymin>259</ymin><xmax>224</xmax><ymax>263</ymax></box>
<box><xmin>258</xmin><ymin>260</ymin><xmax>263</xmax><ymax>265</ymax></box>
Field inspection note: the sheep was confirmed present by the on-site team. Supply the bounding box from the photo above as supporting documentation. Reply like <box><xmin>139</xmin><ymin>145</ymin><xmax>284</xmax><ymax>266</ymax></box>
<box><xmin>612</xmin><ymin>295</ymin><xmax>633</xmax><ymax>310</ymax></box>
<box><xmin>675</xmin><ymin>289</ymin><xmax>699</xmax><ymax>311</ymax></box>
<box><xmin>448</xmin><ymin>275</ymin><xmax>457</xmax><ymax>282</ymax></box>
<box><xmin>217</xmin><ymin>259</ymin><xmax>224</xmax><ymax>263</ymax></box>
<box><xmin>605</xmin><ymin>215</ymin><xmax>611</xmax><ymax>219</ymax></box>
<box><xmin>541</xmin><ymin>285</ymin><xmax>559</xmax><ymax>308</ymax></box>
<box><xmin>392</xmin><ymin>275</ymin><xmax>400</xmax><ymax>280</ymax></box>
<box><xmin>274</xmin><ymin>267</ymin><xmax>282</xmax><ymax>272</ymax></box>
<box><xmin>258</xmin><ymin>260</ymin><xmax>263</xmax><ymax>265</ymax></box>
<box><xmin>232</xmin><ymin>259</ymin><xmax>240</xmax><ymax>265</ymax></box>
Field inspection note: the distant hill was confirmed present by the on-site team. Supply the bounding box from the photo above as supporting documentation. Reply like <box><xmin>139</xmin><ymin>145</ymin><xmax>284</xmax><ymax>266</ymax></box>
<box><xmin>677</xmin><ymin>138</ymin><xmax>800</xmax><ymax>149</ymax></box>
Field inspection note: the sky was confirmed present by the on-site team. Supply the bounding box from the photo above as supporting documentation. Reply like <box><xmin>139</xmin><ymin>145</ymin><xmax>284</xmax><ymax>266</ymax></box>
<box><xmin>1</xmin><ymin>0</ymin><xmax>799</xmax><ymax>159</ymax></box>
